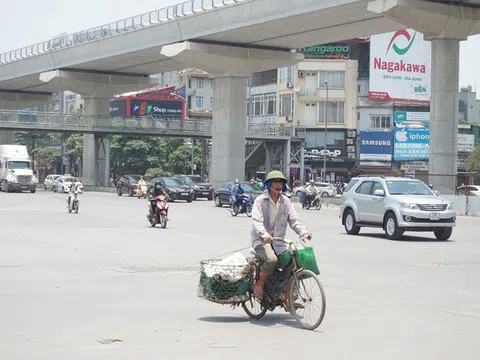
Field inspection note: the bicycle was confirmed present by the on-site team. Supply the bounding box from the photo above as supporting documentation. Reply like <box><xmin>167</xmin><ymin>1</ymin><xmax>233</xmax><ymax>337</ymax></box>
<box><xmin>241</xmin><ymin>236</ymin><xmax>326</xmax><ymax>330</ymax></box>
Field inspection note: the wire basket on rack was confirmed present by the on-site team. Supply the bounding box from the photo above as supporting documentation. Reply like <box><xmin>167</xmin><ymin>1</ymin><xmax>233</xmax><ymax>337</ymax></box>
<box><xmin>198</xmin><ymin>259</ymin><xmax>253</xmax><ymax>304</ymax></box>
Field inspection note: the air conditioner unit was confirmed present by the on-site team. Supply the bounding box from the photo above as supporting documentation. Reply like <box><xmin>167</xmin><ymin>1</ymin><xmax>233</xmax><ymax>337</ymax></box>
<box><xmin>298</xmin><ymin>71</ymin><xmax>305</xmax><ymax>78</ymax></box>
<box><xmin>286</xmin><ymin>82</ymin><xmax>294</xmax><ymax>88</ymax></box>
<box><xmin>286</xmin><ymin>115</ymin><xmax>293</xmax><ymax>122</ymax></box>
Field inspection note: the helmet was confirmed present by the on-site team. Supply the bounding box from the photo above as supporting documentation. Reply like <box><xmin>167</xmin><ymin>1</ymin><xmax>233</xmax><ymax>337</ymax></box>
<box><xmin>309</xmin><ymin>180</ymin><xmax>315</xmax><ymax>184</ymax></box>
<box><xmin>155</xmin><ymin>182</ymin><xmax>162</xmax><ymax>189</ymax></box>
<box><xmin>234</xmin><ymin>179</ymin><xmax>240</xmax><ymax>185</ymax></box>
<box><xmin>264</xmin><ymin>170</ymin><xmax>287</xmax><ymax>184</ymax></box>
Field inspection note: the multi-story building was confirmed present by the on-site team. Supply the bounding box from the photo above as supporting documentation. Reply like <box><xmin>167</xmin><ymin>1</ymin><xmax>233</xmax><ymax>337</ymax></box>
<box><xmin>275</xmin><ymin>41</ymin><xmax>363</xmax><ymax>183</ymax></box>
<box><xmin>459</xmin><ymin>86</ymin><xmax>480</xmax><ymax>124</ymax></box>
<box><xmin>156</xmin><ymin>68</ymin><xmax>213</xmax><ymax>119</ymax></box>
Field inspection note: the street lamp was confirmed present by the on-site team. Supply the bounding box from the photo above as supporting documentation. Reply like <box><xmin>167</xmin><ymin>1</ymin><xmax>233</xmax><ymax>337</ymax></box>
<box><xmin>323</xmin><ymin>80</ymin><xmax>328</xmax><ymax>183</ymax></box>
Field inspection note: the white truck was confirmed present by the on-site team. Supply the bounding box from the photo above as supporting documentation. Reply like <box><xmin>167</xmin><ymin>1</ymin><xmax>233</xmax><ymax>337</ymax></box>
<box><xmin>0</xmin><ymin>145</ymin><xmax>38</xmax><ymax>193</ymax></box>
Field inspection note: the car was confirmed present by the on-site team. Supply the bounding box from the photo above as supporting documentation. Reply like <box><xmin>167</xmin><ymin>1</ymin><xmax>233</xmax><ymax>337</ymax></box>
<box><xmin>53</xmin><ymin>175</ymin><xmax>84</xmax><ymax>193</ymax></box>
<box><xmin>174</xmin><ymin>174</ymin><xmax>214</xmax><ymax>200</ymax></box>
<box><xmin>213</xmin><ymin>182</ymin><xmax>263</xmax><ymax>207</ymax></box>
<box><xmin>293</xmin><ymin>182</ymin><xmax>337</xmax><ymax>197</ymax></box>
<box><xmin>339</xmin><ymin>176</ymin><xmax>456</xmax><ymax>241</ymax></box>
<box><xmin>148</xmin><ymin>177</ymin><xmax>194</xmax><ymax>202</ymax></box>
<box><xmin>456</xmin><ymin>185</ymin><xmax>480</xmax><ymax>197</ymax></box>
<box><xmin>116</xmin><ymin>175</ymin><xmax>143</xmax><ymax>197</ymax></box>
<box><xmin>44</xmin><ymin>174</ymin><xmax>61</xmax><ymax>190</ymax></box>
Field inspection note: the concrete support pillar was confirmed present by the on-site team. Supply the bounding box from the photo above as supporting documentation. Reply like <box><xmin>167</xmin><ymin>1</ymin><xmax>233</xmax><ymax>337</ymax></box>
<box><xmin>429</xmin><ymin>39</ymin><xmax>460</xmax><ymax>194</ymax></box>
<box><xmin>211</xmin><ymin>76</ymin><xmax>247</xmax><ymax>186</ymax></box>
<box><xmin>82</xmin><ymin>97</ymin><xmax>110</xmax><ymax>186</ymax></box>
<box><xmin>0</xmin><ymin>131</ymin><xmax>14</xmax><ymax>144</ymax></box>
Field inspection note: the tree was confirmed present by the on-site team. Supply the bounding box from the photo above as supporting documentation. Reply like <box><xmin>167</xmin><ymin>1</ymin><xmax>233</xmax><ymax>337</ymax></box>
<box><xmin>31</xmin><ymin>148</ymin><xmax>62</xmax><ymax>170</ymax></box>
<box><xmin>144</xmin><ymin>167</ymin><xmax>172</xmax><ymax>179</ymax></box>
<box><xmin>110</xmin><ymin>135</ymin><xmax>175</xmax><ymax>175</ymax></box>
<box><xmin>65</xmin><ymin>134</ymin><xmax>83</xmax><ymax>161</ymax></box>
<box><xmin>466</xmin><ymin>145</ymin><xmax>480</xmax><ymax>172</ymax></box>
<box><xmin>168</xmin><ymin>141</ymin><xmax>203</xmax><ymax>175</ymax></box>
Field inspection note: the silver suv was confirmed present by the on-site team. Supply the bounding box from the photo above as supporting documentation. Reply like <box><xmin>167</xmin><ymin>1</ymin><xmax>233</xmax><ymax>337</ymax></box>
<box><xmin>340</xmin><ymin>176</ymin><xmax>456</xmax><ymax>240</ymax></box>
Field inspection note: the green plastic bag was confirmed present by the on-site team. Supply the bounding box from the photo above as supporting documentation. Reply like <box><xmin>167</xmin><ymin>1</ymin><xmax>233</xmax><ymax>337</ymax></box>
<box><xmin>293</xmin><ymin>247</ymin><xmax>320</xmax><ymax>275</ymax></box>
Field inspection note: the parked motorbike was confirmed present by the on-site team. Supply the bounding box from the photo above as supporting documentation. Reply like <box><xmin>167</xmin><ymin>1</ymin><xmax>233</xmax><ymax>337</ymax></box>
<box><xmin>136</xmin><ymin>184</ymin><xmax>148</xmax><ymax>199</ymax></box>
<box><xmin>67</xmin><ymin>190</ymin><xmax>80</xmax><ymax>214</ymax></box>
<box><xmin>229</xmin><ymin>193</ymin><xmax>253</xmax><ymax>217</ymax></box>
<box><xmin>148</xmin><ymin>194</ymin><xmax>169</xmax><ymax>228</ymax></box>
<box><xmin>302</xmin><ymin>193</ymin><xmax>321</xmax><ymax>210</ymax></box>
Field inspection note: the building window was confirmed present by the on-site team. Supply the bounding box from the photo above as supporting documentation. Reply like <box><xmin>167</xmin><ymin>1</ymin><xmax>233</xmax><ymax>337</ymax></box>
<box><xmin>253</xmin><ymin>95</ymin><xmax>264</xmax><ymax>116</ymax></box>
<box><xmin>264</xmin><ymin>94</ymin><xmax>276</xmax><ymax>115</ymax></box>
<box><xmin>319</xmin><ymin>71</ymin><xmax>345</xmax><ymax>89</ymax></box>
<box><xmin>209</xmin><ymin>97</ymin><xmax>213</xmax><ymax>109</ymax></box>
<box><xmin>279</xmin><ymin>93</ymin><xmax>294</xmax><ymax>117</ymax></box>
<box><xmin>370</xmin><ymin>115</ymin><xmax>391</xmax><ymax>129</ymax></box>
<box><xmin>279</xmin><ymin>66</ymin><xmax>295</xmax><ymax>84</ymax></box>
<box><xmin>318</xmin><ymin>101</ymin><xmax>344</xmax><ymax>123</ymax></box>
<box><xmin>306</xmin><ymin>131</ymin><xmax>345</xmax><ymax>148</ymax></box>
<box><xmin>246</xmin><ymin>100</ymin><xmax>250</xmax><ymax>116</ymax></box>
<box><xmin>196</xmin><ymin>79</ymin><xmax>205</xmax><ymax>89</ymax></box>
<box><xmin>195</xmin><ymin>96</ymin><xmax>204</xmax><ymax>109</ymax></box>
<box><xmin>210</xmin><ymin>79</ymin><xmax>214</xmax><ymax>89</ymax></box>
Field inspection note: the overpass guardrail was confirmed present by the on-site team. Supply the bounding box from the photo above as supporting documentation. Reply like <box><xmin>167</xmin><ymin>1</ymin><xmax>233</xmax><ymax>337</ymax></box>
<box><xmin>0</xmin><ymin>0</ymin><xmax>245</xmax><ymax>65</ymax></box>
<box><xmin>0</xmin><ymin>110</ymin><xmax>306</xmax><ymax>140</ymax></box>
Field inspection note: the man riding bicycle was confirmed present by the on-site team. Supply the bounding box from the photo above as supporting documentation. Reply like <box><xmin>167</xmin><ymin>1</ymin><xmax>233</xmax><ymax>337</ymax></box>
<box><xmin>250</xmin><ymin>170</ymin><xmax>312</xmax><ymax>306</ymax></box>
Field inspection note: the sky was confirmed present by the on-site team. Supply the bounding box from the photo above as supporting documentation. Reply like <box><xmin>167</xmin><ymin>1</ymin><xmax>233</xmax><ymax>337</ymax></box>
<box><xmin>1</xmin><ymin>0</ymin><xmax>479</xmax><ymax>97</ymax></box>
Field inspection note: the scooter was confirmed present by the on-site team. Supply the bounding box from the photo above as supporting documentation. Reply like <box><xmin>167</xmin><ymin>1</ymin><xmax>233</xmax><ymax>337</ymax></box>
<box><xmin>147</xmin><ymin>194</ymin><xmax>169</xmax><ymax>228</ymax></box>
<box><xmin>302</xmin><ymin>193</ymin><xmax>321</xmax><ymax>210</ymax></box>
<box><xmin>136</xmin><ymin>184</ymin><xmax>148</xmax><ymax>199</ymax></box>
<box><xmin>67</xmin><ymin>190</ymin><xmax>80</xmax><ymax>214</ymax></box>
<box><xmin>229</xmin><ymin>193</ymin><xmax>253</xmax><ymax>217</ymax></box>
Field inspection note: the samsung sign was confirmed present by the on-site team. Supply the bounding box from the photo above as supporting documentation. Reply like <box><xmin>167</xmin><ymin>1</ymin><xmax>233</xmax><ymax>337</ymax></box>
<box><xmin>359</xmin><ymin>131</ymin><xmax>393</xmax><ymax>161</ymax></box>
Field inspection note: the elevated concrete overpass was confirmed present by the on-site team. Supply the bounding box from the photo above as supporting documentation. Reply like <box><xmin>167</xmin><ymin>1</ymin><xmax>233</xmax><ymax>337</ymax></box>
<box><xmin>1</xmin><ymin>0</ymin><xmax>479</xmax><ymax>190</ymax></box>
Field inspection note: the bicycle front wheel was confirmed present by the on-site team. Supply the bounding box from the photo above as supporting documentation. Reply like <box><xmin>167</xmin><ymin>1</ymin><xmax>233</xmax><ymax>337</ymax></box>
<box><xmin>289</xmin><ymin>269</ymin><xmax>326</xmax><ymax>330</ymax></box>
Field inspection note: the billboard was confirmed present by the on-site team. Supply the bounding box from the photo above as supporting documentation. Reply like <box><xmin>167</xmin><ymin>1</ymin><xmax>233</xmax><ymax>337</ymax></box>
<box><xmin>130</xmin><ymin>99</ymin><xmax>182</xmax><ymax>118</ymax></box>
<box><xmin>297</xmin><ymin>44</ymin><xmax>350</xmax><ymax>59</ymax></box>
<box><xmin>359</xmin><ymin>131</ymin><xmax>393</xmax><ymax>161</ymax></box>
<box><xmin>458</xmin><ymin>134</ymin><xmax>475</xmax><ymax>153</ymax></box>
<box><xmin>304</xmin><ymin>148</ymin><xmax>346</xmax><ymax>163</ymax></box>
<box><xmin>393</xmin><ymin>128</ymin><xmax>430</xmax><ymax>160</ymax></box>
<box><xmin>110</xmin><ymin>100</ymin><xmax>127</xmax><ymax>117</ymax></box>
<box><xmin>394</xmin><ymin>111</ymin><xmax>430</xmax><ymax>128</ymax></box>
<box><xmin>369</xmin><ymin>29</ymin><xmax>431</xmax><ymax>102</ymax></box>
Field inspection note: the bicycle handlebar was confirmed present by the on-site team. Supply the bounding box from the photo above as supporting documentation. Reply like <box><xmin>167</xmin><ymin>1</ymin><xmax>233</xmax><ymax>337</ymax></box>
<box><xmin>272</xmin><ymin>235</ymin><xmax>309</xmax><ymax>244</ymax></box>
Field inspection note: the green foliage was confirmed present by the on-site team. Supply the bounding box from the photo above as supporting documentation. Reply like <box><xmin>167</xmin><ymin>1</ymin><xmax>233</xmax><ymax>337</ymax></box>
<box><xmin>14</xmin><ymin>132</ymin><xmax>55</xmax><ymax>153</ymax></box>
<box><xmin>31</xmin><ymin>147</ymin><xmax>62</xmax><ymax>170</ymax></box>
<box><xmin>168</xmin><ymin>141</ymin><xmax>203</xmax><ymax>175</ymax></box>
<box><xmin>144</xmin><ymin>167</ymin><xmax>172</xmax><ymax>179</ymax></box>
<box><xmin>65</xmin><ymin>134</ymin><xmax>84</xmax><ymax>162</ymax></box>
<box><xmin>111</xmin><ymin>135</ymin><xmax>174</xmax><ymax>175</ymax></box>
<box><xmin>466</xmin><ymin>145</ymin><xmax>480</xmax><ymax>172</ymax></box>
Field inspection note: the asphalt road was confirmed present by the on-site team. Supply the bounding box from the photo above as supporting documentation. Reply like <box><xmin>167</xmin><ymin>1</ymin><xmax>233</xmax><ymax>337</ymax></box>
<box><xmin>0</xmin><ymin>190</ymin><xmax>479</xmax><ymax>360</ymax></box>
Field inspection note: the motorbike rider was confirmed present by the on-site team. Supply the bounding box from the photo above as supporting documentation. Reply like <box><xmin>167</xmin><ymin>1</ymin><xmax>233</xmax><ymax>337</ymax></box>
<box><xmin>148</xmin><ymin>181</ymin><xmax>169</xmax><ymax>214</ymax></box>
<box><xmin>138</xmin><ymin>176</ymin><xmax>147</xmax><ymax>187</ymax></box>
<box><xmin>67</xmin><ymin>183</ymin><xmax>79</xmax><ymax>207</ymax></box>
<box><xmin>231</xmin><ymin>179</ymin><xmax>245</xmax><ymax>209</ymax></box>
<box><xmin>306</xmin><ymin>180</ymin><xmax>319</xmax><ymax>204</ymax></box>
<box><xmin>251</xmin><ymin>170</ymin><xmax>312</xmax><ymax>306</ymax></box>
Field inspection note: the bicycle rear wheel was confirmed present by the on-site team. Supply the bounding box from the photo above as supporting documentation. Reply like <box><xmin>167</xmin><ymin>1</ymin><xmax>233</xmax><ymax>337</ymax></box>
<box><xmin>242</xmin><ymin>297</ymin><xmax>267</xmax><ymax>319</ymax></box>
<box><xmin>289</xmin><ymin>269</ymin><xmax>326</xmax><ymax>330</ymax></box>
